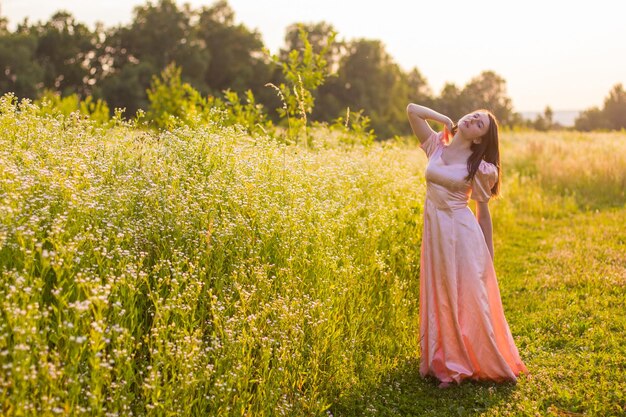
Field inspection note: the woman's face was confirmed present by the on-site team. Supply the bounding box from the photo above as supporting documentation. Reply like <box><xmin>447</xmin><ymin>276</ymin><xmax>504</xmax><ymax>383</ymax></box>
<box><xmin>458</xmin><ymin>111</ymin><xmax>490</xmax><ymax>140</ymax></box>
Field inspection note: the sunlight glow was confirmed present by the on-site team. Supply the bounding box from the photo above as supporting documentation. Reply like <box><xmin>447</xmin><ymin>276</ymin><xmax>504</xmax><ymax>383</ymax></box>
<box><xmin>4</xmin><ymin>0</ymin><xmax>625</xmax><ymax>111</ymax></box>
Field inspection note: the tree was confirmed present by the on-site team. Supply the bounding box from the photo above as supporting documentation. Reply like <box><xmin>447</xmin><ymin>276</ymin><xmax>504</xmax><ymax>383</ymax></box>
<box><xmin>113</xmin><ymin>0</ymin><xmax>208</xmax><ymax>86</ymax></box>
<box><xmin>603</xmin><ymin>83</ymin><xmax>626</xmax><ymax>130</ymax></box>
<box><xmin>98</xmin><ymin>60</ymin><xmax>156</xmax><ymax>116</ymax></box>
<box><xmin>435</xmin><ymin>82</ymin><xmax>466</xmax><ymax>121</ymax></box>
<box><xmin>197</xmin><ymin>1</ymin><xmax>270</xmax><ymax>95</ymax></box>
<box><xmin>434</xmin><ymin>71</ymin><xmax>515</xmax><ymax>126</ymax></box>
<box><xmin>120</xmin><ymin>0</ymin><xmax>203</xmax><ymax>71</ymax></box>
<box><xmin>406</xmin><ymin>67</ymin><xmax>432</xmax><ymax>105</ymax></box>
<box><xmin>24</xmin><ymin>12</ymin><xmax>98</xmax><ymax>96</ymax></box>
<box><xmin>0</xmin><ymin>30</ymin><xmax>44</xmax><ymax>98</ymax></box>
<box><xmin>281</xmin><ymin>22</ymin><xmax>345</xmax><ymax>123</ymax></box>
<box><xmin>146</xmin><ymin>63</ymin><xmax>196</xmax><ymax>128</ymax></box>
<box><xmin>574</xmin><ymin>83</ymin><xmax>626</xmax><ymax>131</ymax></box>
<box><xmin>266</xmin><ymin>26</ymin><xmax>334</xmax><ymax>143</ymax></box>
<box><xmin>281</xmin><ymin>22</ymin><xmax>343</xmax><ymax>73</ymax></box>
<box><xmin>532</xmin><ymin>106</ymin><xmax>554</xmax><ymax>131</ymax></box>
<box><xmin>325</xmin><ymin>39</ymin><xmax>413</xmax><ymax>138</ymax></box>
<box><xmin>98</xmin><ymin>0</ymin><xmax>209</xmax><ymax>115</ymax></box>
<box><xmin>574</xmin><ymin>107</ymin><xmax>608</xmax><ymax>131</ymax></box>
<box><xmin>459</xmin><ymin>71</ymin><xmax>515</xmax><ymax>126</ymax></box>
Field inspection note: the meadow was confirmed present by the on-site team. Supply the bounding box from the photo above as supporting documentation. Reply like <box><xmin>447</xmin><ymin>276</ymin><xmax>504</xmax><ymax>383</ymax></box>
<box><xmin>0</xmin><ymin>94</ymin><xmax>625</xmax><ymax>416</ymax></box>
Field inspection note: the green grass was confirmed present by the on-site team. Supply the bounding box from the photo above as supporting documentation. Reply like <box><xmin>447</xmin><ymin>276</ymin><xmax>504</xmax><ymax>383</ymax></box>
<box><xmin>330</xmin><ymin>207</ymin><xmax>626</xmax><ymax>416</ymax></box>
<box><xmin>0</xmin><ymin>95</ymin><xmax>625</xmax><ymax>416</ymax></box>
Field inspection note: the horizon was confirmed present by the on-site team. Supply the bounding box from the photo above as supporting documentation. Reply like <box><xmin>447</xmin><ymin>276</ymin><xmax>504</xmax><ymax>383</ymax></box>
<box><xmin>520</xmin><ymin>110</ymin><xmax>579</xmax><ymax>127</ymax></box>
<box><xmin>3</xmin><ymin>0</ymin><xmax>625</xmax><ymax>113</ymax></box>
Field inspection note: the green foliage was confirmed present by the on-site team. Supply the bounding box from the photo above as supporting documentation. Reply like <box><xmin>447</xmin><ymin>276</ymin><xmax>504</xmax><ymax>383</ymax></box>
<box><xmin>436</xmin><ymin>71</ymin><xmax>516</xmax><ymax>126</ymax></box>
<box><xmin>328</xmin><ymin>107</ymin><xmax>376</xmax><ymax>146</ymax></box>
<box><xmin>575</xmin><ymin>83</ymin><xmax>626</xmax><ymax>131</ymax></box>
<box><xmin>29</xmin><ymin>12</ymin><xmax>100</xmax><ymax>96</ymax></box>
<box><xmin>120</xmin><ymin>0</ymin><xmax>208</xmax><ymax>87</ymax></box>
<box><xmin>436</xmin><ymin>82</ymin><xmax>466</xmax><ymax>123</ymax></box>
<box><xmin>99</xmin><ymin>0</ymin><xmax>270</xmax><ymax>117</ymax></box>
<box><xmin>99</xmin><ymin>61</ymin><xmax>155</xmax><ymax>117</ymax></box>
<box><xmin>197</xmin><ymin>1</ymin><xmax>269</xmax><ymax>95</ymax></box>
<box><xmin>268</xmin><ymin>26</ymin><xmax>335</xmax><ymax>144</ymax></box>
<box><xmin>1</xmin><ymin>2</ymin><xmax>528</xmax><ymax>137</ymax></box>
<box><xmin>222</xmin><ymin>89</ymin><xmax>274</xmax><ymax>136</ymax></box>
<box><xmin>530</xmin><ymin>106</ymin><xmax>556</xmax><ymax>131</ymax></box>
<box><xmin>462</xmin><ymin>71</ymin><xmax>516</xmax><ymax>125</ymax></box>
<box><xmin>78</xmin><ymin>97</ymin><xmax>112</xmax><ymax>125</ymax></box>
<box><xmin>34</xmin><ymin>89</ymin><xmax>110</xmax><ymax>124</ymax></box>
<box><xmin>603</xmin><ymin>83</ymin><xmax>626</xmax><ymax>129</ymax></box>
<box><xmin>146</xmin><ymin>63</ymin><xmax>209</xmax><ymax>129</ymax></box>
<box><xmin>0</xmin><ymin>31</ymin><xmax>44</xmax><ymax>99</ymax></box>
<box><xmin>574</xmin><ymin>106</ymin><xmax>608</xmax><ymax>131</ymax></box>
<box><xmin>315</xmin><ymin>39</ymin><xmax>408</xmax><ymax>139</ymax></box>
<box><xmin>280</xmin><ymin>21</ymin><xmax>343</xmax><ymax>72</ymax></box>
<box><xmin>146</xmin><ymin>63</ymin><xmax>273</xmax><ymax>135</ymax></box>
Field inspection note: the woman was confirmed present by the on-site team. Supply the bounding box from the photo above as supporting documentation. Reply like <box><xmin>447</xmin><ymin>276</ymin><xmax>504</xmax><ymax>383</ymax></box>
<box><xmin>406</xmin><ymin>103</ymin><xmax>527</xmax><ymax>388</ymax></box>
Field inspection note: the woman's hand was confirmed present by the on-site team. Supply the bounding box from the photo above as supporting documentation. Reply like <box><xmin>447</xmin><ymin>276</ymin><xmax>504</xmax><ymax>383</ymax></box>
<box><xmin>442</xmin><ymin>116</ymin><xmax>454</xmax><ymax>143</ymax></box>
<box><xmin>443</xmin><ymin>116</ymin><xmax>454</xmax><ymax>132</ymax></box>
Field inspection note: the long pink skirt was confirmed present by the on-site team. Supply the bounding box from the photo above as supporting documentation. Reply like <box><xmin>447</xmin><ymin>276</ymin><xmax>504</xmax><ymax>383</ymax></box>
<box><xmin>419</xmin><ymin>198</ymin><xmax>528</xmax><ymax>384</ymax></box>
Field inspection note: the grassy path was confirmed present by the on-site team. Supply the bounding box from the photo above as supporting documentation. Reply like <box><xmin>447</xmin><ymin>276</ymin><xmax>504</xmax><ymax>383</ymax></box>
<box><xmin>332</xmin><ymin>207</ymin><xmax>626</xmax><ymax>416</ymax></box>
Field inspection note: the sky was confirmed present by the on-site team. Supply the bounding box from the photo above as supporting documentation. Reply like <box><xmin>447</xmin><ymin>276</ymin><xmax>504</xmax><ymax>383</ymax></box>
<box><xmin>3</xmin><ymin>0</ymin><xmax>626</xmax><ymax>112</ymax></box>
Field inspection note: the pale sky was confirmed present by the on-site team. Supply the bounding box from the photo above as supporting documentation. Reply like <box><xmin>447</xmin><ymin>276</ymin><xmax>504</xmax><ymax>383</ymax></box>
<box><xmin>3</xmin><ymin>0</ymin><xmax>626</xmax><ymax>111</ymax></box>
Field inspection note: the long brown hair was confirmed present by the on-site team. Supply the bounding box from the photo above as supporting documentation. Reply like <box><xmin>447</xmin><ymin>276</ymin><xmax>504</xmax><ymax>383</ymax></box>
<box><xmin>453</xmin><ymin>110</ymin><xmax>501</xmax><ymax>197</ymax></box>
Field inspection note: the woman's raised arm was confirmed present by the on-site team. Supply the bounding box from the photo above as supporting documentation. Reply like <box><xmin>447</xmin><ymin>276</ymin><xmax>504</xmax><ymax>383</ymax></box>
<box><xmin>406</xmin><ymin>103</ymin><xmax>453</xmax><ymax>145</ymax></box>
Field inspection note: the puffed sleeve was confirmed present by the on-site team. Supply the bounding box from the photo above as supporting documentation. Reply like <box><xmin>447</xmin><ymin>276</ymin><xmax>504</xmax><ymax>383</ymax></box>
<box><xmin>420</xmin><ymin>131</ymin><xmax>444</xmax><ymax>159</ymax></box>
<box><xmin>470</xmin><ymin>160</ymin><xmax>498</xmax><ymax>202</ymax></box>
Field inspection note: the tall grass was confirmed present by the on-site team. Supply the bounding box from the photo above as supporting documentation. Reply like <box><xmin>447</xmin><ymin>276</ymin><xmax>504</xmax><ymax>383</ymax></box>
<box><xmin>501</xmin><ymin>130</ymin><xmax>626</xmax><ymax>210</ymax></box>
<box><xmin>0</xmin><ymin>96</ymin><xmax>425</xmax><ymax>415</ymax></box>
<box><xmin>1</xmin><ymin>94</ymin><xmax>625</xmax><ymax>416</ymax></box>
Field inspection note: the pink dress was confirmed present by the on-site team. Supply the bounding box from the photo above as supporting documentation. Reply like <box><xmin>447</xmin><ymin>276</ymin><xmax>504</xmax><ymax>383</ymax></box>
<box><xmin>419</xmin><ymin>131</ymin><xmax>528</xmax><ymax>384</ymax></box>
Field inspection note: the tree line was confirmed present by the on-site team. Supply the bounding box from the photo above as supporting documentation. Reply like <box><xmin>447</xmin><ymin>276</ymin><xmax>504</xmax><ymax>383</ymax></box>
<box><xmin>1</xmin><ymin>0</ymin><xmax>624</xmax><ymax>136</ymax></box>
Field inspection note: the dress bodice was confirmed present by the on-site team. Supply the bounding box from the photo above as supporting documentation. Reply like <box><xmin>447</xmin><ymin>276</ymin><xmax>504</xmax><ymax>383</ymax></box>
<box><xmin>425</xmin><ymin>150</ymin><xmax>473</xmax><ymax>210</ymax></box>
<box><xmin>421</xmin><ymin>132</ymin><xmax>498</xmax><ymax>210</ymax></box>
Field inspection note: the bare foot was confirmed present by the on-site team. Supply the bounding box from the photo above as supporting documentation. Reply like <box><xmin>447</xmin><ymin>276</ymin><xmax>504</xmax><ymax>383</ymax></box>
<box><xmin>438</xmin><ymin>381</ymin><xmax>451</xmax><ymax>389</ymax></box>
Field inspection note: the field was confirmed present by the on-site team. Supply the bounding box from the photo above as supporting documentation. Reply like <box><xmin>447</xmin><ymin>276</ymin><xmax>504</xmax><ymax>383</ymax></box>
<box><xmin>0</xmin><ymin>96</ymin><xmax>625</xmax><ymax>416</ymax></box>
